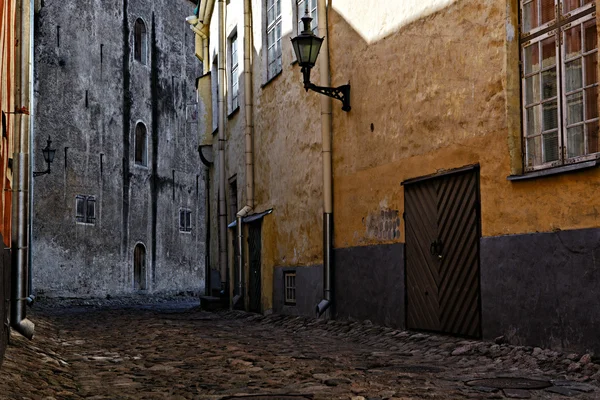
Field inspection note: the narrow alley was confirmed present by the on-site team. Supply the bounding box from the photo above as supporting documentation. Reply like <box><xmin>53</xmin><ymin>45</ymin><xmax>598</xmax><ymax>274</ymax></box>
<box><xmin>0</xmin><ymin>298</ymin><xmax>599</xmax><ymax>400</ymax></box>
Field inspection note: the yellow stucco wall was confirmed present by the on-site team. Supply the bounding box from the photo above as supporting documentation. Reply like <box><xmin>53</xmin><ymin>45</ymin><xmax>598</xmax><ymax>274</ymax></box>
<box><xmin>330</xmin><ymin>0</ymin><xmax>600</xmax><ymax>248</ymax></box>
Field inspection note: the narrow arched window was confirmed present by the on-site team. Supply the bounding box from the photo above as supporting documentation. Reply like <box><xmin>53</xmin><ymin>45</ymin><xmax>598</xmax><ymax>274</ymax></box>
<box><xmin>135</xmin><ymin>123</ymin><xmax>147</xmax><ymax>166</ymax></box>
<box><xmin>134</xmin><ymin>18</ymin><xmax>147</xmax><ymax>64</ymax></box>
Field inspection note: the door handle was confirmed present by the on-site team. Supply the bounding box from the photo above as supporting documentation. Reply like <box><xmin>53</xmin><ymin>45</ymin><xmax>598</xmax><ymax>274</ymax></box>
<box><xmin>430</xmin><ymin>239</ymin><xmax>443</xmax><ymax>259</ymax></box>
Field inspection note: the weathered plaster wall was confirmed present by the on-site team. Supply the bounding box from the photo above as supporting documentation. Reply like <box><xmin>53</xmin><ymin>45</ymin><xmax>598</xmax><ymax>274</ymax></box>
<box><xmin>202</xmin><ymin>0</ymin><xmax>326</xmax><ymax>310</ymax></box>
<box><xmin>481</xmin><ymin>228</ymin><xmax>600</xmax><ymax>353</ymax></box>
<box><xmin>0</xmin><ymin>0</ymin><xmax>15</xmax><ymax>246</ymax></box>
<box><xmin>329</xmin><ymin>0</ymin><xmax>600</xmax><ymax>247</ymax></box>
<box><xmin>32</xmin><ymin>0</ymin><xmax>205</xmax><ymax>297</ymax></box>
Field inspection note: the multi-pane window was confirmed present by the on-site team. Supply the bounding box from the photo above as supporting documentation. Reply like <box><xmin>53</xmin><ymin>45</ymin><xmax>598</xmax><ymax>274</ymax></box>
<box><xmin>521</xmin><ymin>0</ymin><xmax>598</xmax><ymax>170</ymax></box>
<box><xmin>135</xmin><ymin>123</ymin><xmax>147</xmax><ymax>166</ymax></box>
<box><xmin>134</xmin><ymin>18</ymin><xmax>147</xmax><ymax>65</ymax></box>
<box><xmin>75</xmin><ymin>195</ymin><xmax>96</xmax><ymax>224</ymax></box>
<box><xmin>284</xmin><ymin>271</ymin><xmax>296</xmax><ymax>305</ymax></box>
<box><xmin>231</xmin><ymin>34</ymin><xmax>240</xmax><ymax>110</ymax></box>
<box><xmin>297</xmin><ymin>0</ymin><xmax>318</xmax><ymax>36</ymax></box>
<box><xmin>266</xmin><ymin>0</ymin><xmax>282</xmax><ymax>80</ymax></box>
<box><xmin>179</xmin><ymin>208</ymin><xmax>192</xmax><ymax>233</ymax></box>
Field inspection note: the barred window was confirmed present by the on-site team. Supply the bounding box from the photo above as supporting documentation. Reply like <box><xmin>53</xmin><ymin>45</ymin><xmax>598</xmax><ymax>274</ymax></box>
<box><xmin>266</xmin><ymin>0</ymin><xmax>282</xmax><ymax>80</ymax></box>
<box><xmin>179</xmin><ymin>208</ymin><xmax>192</xmax><ymax>233</ymax></box>
<box><xmin>521</xmin><ymin>0</ymin><xmax>598</xmax><ymax>170</ymax></box>
<box><xmin>75</xmin><ymin>195</ymin><xmax>96</xmax><ymax>224</ymax></box>
<box><xmin>284</xmin><ymin>271</ymin><xmax>296</xmax><ymax>305</ymax></box>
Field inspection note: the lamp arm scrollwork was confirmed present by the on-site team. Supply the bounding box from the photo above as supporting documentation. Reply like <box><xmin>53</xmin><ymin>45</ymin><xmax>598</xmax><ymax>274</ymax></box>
<box><xmin>301</xmin><ymin>67</ymin><xmax>351</xmax><ymax>112</ymax></box>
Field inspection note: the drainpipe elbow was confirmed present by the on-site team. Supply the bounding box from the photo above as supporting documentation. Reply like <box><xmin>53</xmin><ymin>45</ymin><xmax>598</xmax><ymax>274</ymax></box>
<box><xmin>12</xmin><ymin>318</ymin><xmax>34</xmax><ymax>340</ymax></box>
<box><xmin>316</xmin><ymin>299</ymin><xmax>331</xmax><ymax>317</ymax></box>
<box><xmin>236</xmin><ymin>205</ymin><xmax>252</xmax><ymax>218</ymax></box>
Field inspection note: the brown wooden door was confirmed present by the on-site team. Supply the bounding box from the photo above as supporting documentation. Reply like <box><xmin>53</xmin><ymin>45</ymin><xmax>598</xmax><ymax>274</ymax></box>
<box><xmin>404</xmin><ymin>167</ymin><xmax>481</xmax><ymax>337</ymax></box>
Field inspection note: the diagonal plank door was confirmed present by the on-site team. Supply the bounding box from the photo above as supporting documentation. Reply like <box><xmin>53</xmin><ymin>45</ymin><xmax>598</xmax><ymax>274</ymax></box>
<box><xmin>437</xmin><ymin>170</ymin><xmax>481</xmax><ymax>337</ymax></box>
<box><xmin>404</xmin><ymin>167</ymin><xmax>481</xmax><ymax>337</ymax></box>
<box><xmin>405</xmin><ymin>179</ymin><xmax>441</xmax><ymax>331</ymax></box>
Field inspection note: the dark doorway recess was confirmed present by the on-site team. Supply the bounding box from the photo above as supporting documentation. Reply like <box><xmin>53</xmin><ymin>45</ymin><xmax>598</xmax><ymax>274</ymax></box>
<box><xmin>404</xmin><ymin>166</ymin><xmax>482</xmax><ymax>338</ymax></box>
<box><xmin>134</xmin><ymin>243</ymin><xmax>147</xmax><ymax>291</ymax></box>
<box><xmin>248</xmin><ymin>221</ymin><xmax>262</xmax><ymax>313</ymax></box>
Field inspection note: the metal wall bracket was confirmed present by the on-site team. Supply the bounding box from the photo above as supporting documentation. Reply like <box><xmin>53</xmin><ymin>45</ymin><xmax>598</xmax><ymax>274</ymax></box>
<box><xmin>302</xmin><ymin>66</ymin><xmax>351</xmax><ymax>112</ymax></box>
<box><xmin>306</xmin><ymin>83</ymin><xmax>351</xmax><ymax>112</ymax></box>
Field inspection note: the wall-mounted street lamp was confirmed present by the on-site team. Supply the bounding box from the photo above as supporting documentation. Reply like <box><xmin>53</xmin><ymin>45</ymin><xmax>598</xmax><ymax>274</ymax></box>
<box><xmin>291</xmin><ymin>8</ymin><xmax>350</xmax><ymax>112</ymax></box>
<box><xmin>33</xmin><ymin>136</ymin><xmax>56</xmax><ymax>177</ymax></box>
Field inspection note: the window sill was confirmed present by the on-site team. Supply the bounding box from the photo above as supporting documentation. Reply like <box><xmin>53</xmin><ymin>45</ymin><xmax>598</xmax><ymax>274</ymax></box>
<box><xmin>507</xmin><ymin>160</ymin><xmax>599</xmax><ymax>181</ymax></box>
<box><xmin>261</xmin><ymin>70</ymin><xmax>282</xmax><ymax>89</ymax></box>
<box><xmin>227</xmin><ymin>106</ymin><xmax>240</xmax><ymax>119</ymax></box>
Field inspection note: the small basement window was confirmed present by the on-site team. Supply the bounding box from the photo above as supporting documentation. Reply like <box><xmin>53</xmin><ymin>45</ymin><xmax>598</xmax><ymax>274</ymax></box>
<box><xmin>284</xmin><ymin>271</ymin><xmax>296</xmax><ymax>305</ymax></box>
<box><xmin>179</xmin><ymin>208</ymin><xmax>192</xmax><ymax>233</ymax></box>
<box><xmin>75</xmin><ymin>195</ymin><xmax>96</xmax><ymax>224</ymax></box>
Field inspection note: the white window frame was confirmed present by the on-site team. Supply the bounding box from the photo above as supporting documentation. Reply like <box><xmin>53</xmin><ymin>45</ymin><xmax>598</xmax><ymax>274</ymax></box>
<box><xmin>179</xmin><ymin>208</ymin><xmax>192</xmax><ymax>233</ymax></box>
<box><xmin>266</xmin><ymin>0</ymin><xmax>282</xmax><ymax>81</ymax></box>
<box><xmin>296</xmin><ymin>0</ymin><xmax>318</xmax><ymax>36</ymax></box>
<box><xmin>284</xmin><ymin>271</ymin><xmax>296</xmax><ymax>305</ymax></box>
<box><xmin>520</xmin><ymin>0</ymin><xmax>598</xmax><ymax>171</ymax></box>
<box><xmin>75</xmin><ymin>195</ymin><xmax>96</xmax><ymax>225</ymax></box>
<box><xmin>230</xmin><ymin>32</ymin><xmax>240</xmax><ymax>111</ymax></box>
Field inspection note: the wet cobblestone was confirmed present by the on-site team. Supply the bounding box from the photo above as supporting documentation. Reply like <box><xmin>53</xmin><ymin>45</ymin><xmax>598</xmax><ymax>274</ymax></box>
<box><xmin>0</xmin><ymin>297</ymin><xmax>599</xmax><ymax>399</ymax></box>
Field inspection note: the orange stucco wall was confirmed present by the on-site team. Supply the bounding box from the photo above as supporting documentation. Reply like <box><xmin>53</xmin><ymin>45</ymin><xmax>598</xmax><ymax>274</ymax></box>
<box><xmin>329</xmin><ymin>0</ymin><xmax>600</xmax><ymax>249</ymax></box>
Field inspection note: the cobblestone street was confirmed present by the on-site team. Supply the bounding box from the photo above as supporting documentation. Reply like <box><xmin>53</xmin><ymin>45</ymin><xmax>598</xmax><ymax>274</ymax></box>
<box><xmin>1</xmin><ymin>298</ymin><xmax>600</xmax><ymax>399</ymax></box>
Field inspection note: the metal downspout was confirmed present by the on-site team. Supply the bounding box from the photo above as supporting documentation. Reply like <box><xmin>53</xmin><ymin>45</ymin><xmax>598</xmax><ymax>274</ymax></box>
<box><xmin>217</xmin><ymin>0</ymin><xmax>228</xmax><ymax>294</ymax></box>
<box><xmin>11</xmin><ymin>0</ymin><xmax>35</xmax><ymax>339</ymax></box>
<box><xmin>232</xmin><ymin>0</ymin><xmax>254</xmax><ymax>308</ymax></box>
<box><xmin>315</xmin><ymin>0</ymin><xmax>333</xmax><ymax>318</ymax></box>
<box><xmin>27</xmin><ymin>0</ymin><xmax>35</xmax><ymax>306</ymax></box>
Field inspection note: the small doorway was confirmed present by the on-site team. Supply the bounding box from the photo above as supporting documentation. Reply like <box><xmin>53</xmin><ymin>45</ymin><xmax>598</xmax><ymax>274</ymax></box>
<box><xmin>134</xmin><ymin>243</ymin><xmax>147</xmax><ymax>290</ymax></box>
<box><xmin>248</xmin><ymin>221</ymin><xmax>262</xmax><ymax>313</ymax></box>
<box><xmin>404</xmin><ymin>166</ymin><xmax>482</xmax><ymax>338</ymax></box>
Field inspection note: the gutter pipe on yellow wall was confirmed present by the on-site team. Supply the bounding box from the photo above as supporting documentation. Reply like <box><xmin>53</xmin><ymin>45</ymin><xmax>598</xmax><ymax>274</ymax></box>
<box><xmin>11</xmin><ymin>0</ymin><xmax>35</xmax><ymax>339</ymax></box>
<box><xmin>315</xmin><ymin>0</ymin><xmax>334</xmax><ymax>318</ymax></box>
<box><xmin>217</xmin><ymin>0</ymin><xmax>228</xmax><ymax>292</ymax></box>
<box><xmin>232</xmin><ymin>0</ymin><xmax>255</xmax><ymax>307</ymax></box>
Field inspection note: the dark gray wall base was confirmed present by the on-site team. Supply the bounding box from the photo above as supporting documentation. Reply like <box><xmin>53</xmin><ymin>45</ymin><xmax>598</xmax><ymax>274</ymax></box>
<box><xmin>273</xmin><ymin>265</ymin><xmax>323</xmax><ymax>317</ymax></box>
<box><xmin>334</xmin><ymin>243</ymin><xmax>405</xmax><ymax>329</ymax></box>
<box><xmin>481</xmin><ymin>228</ymin><xmax>600</xmax><ymax>353</ymax></box>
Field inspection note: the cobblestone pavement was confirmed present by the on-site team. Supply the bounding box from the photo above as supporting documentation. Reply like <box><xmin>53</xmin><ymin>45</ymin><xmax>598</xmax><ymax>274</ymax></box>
<box><xmin>1</xmin><ymin>297</ymin><xmax>600</xmax><ymax>399</ymax></box>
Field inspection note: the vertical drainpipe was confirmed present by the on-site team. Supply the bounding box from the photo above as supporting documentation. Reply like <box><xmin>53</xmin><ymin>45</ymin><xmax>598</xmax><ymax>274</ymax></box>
<box><xmin>27</xmin><ymin>0</ymin><xmax>35</xmax><ymax>305</ymax></box>
<box><xmin>217</xmin><ymin>0</ymin><xmax>228</xmax><ymax>294</ymax></box>
<box><xmin>232</xmin><ymin>0</ymin><xmax>254</xmax><ymax>307</ymax></box>
<box><xmin>315</xmin><ymin>0</ymin><xmax>333</xmax><ymax>318</ymax></box>
<box><xmin>11</xmin><ymin>0</ymin><xmax>35</xmax><ymax>339</ymax></box>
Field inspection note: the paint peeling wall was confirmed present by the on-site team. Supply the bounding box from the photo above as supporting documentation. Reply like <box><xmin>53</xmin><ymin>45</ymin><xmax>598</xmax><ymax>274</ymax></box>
<box><xmin>32</xmin><ymin>0</ymin><xmax>205</xmax><ymax>298</ymax></box>
<box><xmin>329</xmin><ymin>0</ymin><xmax>600</xmax><ymax>248</ymax></box>
<box><xmin>0</xmin><ymin>0</ymin><xmax>15</xmax><ymax>246</ymax></box>
<box><xmin>0</xmin><ymin>0</ymin><xmax>16</xmax><ymax>367</ymax></box>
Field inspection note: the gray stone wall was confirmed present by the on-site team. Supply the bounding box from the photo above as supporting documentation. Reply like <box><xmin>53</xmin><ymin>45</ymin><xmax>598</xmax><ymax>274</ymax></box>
<box><xmin>32</xmin><ymin>0</ymin><xmax>205</xmax><ymax>297</ymax></box>
<box><xmin>481</xmin><ymin>228</ymin><xmax>600</xmax><ymax>353</ymax></box>
<box><xmin>273</xmin><ymin>265</ymin><xmax>323</xmax><ymax>317</ymax></box>
<box><xmin>334</xmin><ymin>244</ymin><xmax>405</xmax><ymax>328</ymax></box>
